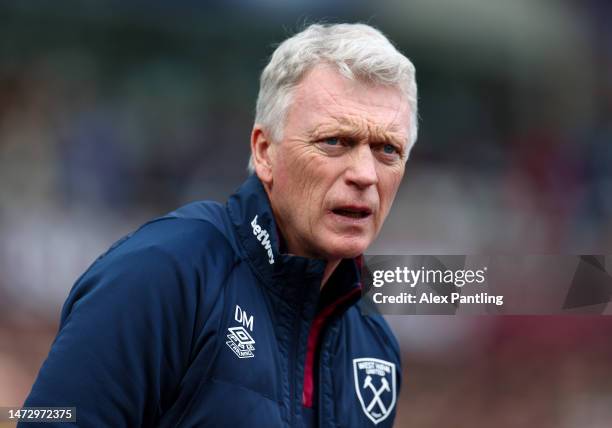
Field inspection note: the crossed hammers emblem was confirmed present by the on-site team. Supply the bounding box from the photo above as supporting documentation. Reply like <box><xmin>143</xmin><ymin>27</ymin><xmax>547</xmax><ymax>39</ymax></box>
<box><xmin>363</xmin><ymin>375</ymin><xmax>391</xmax><ymax>414</ymax></box>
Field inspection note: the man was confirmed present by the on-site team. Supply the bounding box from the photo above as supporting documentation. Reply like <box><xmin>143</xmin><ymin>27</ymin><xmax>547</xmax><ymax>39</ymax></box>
<box><xmin>21</xmin><ymin>23</ymin><xmax>418</xmax><ymax>427</ymax></box>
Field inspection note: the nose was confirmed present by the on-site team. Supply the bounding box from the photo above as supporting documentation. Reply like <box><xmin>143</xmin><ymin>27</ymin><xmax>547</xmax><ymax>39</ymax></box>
<box><xmin>345</xmin><ymin>144</ymin><xmax>378</xmax><ymax>189</ymax></box>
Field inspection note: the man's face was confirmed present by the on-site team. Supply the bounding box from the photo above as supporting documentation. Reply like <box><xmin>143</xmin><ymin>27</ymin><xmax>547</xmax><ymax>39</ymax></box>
<box><xmin>262</xmin><ymin>64</ymin><xmax>412</xmax><ymax>261</ymax></box>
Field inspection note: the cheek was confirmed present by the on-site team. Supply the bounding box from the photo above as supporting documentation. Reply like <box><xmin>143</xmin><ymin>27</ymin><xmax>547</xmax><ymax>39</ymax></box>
<box><xmin>286</xmin><ymin>153</ymin><xmax>330</xmax><ymax>204</ymax></box>
<box><xmin>279</xmin><ymin>146</ymin><xmax>317</xmax><ymax>184</ymax></box>
<box><xmin>274</xmin><ymin>149</ymin><xmax>327</xmax><ymax>224</ymax></box>
<box><xmin>378</xmin><ymin>170</ymin><xmax>404</xmax><ymax>214</ymax></box>
<box><xmin>274</xmin><ymin>151</ymin><xmax>305</xmax><ymax>194</ymax></box>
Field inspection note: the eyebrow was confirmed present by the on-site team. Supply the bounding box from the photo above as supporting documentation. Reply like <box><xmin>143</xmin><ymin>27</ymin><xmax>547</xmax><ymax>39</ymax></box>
<box><xmin>308</xmin><ymin>119</ymin><xmax>408</xmax><ymax>148</ymax></box>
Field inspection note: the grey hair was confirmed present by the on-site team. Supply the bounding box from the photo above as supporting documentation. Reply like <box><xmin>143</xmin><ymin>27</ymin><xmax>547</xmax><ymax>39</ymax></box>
<box><xmin>248</xmin><ymin>23</ymin><xmax>418</xmax><ymax>173</ymax></box>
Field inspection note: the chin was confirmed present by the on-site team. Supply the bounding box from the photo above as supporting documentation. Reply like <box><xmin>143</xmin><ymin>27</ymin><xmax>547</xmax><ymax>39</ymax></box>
<box><xmin>322</xmin><ymin>237</ymin><xmax>370</xmax><ymax>260</ymax></box>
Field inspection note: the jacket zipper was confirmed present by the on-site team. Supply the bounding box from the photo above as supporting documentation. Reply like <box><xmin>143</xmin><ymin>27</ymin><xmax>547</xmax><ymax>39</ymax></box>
<box><xmin>289</xmin><ymin>299</ymin><xmax>303</xmax><ymax>427</ymax></box>
<box><xmin>317</xmin><ymin>319</ymin><xmax>336</xmax><ymax>428</ymax></box>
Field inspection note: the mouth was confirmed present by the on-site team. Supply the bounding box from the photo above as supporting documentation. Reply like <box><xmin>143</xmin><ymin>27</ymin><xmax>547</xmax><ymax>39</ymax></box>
<box><xmin>331</xmin><ymin>206</ymin><xmax>373</xmax><ymax>219</ymax></box>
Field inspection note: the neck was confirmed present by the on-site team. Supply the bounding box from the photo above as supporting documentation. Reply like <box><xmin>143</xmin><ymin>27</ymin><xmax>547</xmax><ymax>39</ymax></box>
<box><xmin>321</xmin><ymin>259</ymin><xmax>341</xmax><ymax>289</ymax></box>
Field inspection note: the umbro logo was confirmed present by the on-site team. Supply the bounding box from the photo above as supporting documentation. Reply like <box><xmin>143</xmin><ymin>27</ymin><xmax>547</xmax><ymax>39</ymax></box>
<box><xmin>226</xmin><ymin>305</ymin><xmax>256</xmax><ymax>359</ymax></box>
<box><xmin>251</xmin><ymin>215</ymin><xmax>274</xmax><ymax>264</ymax></box>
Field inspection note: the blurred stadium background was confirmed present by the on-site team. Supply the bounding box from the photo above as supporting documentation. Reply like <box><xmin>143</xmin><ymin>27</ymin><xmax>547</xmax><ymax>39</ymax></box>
<box><xmin>1</xmin><ymin>1</ymin><xmax>611</xmax><ymax>427</ymax></box>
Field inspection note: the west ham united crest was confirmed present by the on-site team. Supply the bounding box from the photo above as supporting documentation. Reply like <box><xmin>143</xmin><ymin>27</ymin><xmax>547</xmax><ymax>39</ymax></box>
<box><xmin>353</xmin><ymin>358</ymin><xmax>396</xmax><ymax>425</ymax></box>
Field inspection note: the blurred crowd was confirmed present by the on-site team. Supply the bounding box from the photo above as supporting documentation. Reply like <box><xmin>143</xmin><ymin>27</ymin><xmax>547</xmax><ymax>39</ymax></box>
<box><xmin>0</xmin><ymin>1</ymin><xmax>611</xmax><ymax>426</ymax></box>
<box><xmin>392</xmin><ymin>316</ymin><xmax>612</xmax><ymax>427</ymax></box>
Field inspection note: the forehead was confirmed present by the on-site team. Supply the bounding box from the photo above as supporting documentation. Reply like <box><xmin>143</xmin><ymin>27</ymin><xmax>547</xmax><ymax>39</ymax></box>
<box><xmin>288</xmin><ymin>64</ymin><xmax>411</xmax><ymax>142</ymax></box>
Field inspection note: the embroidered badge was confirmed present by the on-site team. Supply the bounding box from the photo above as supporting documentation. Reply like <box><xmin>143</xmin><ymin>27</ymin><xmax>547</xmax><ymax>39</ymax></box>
<box><xmin>353</xmin><ymin>358</ymin><xmax>396</xmax><ymax>425</ymax></box>
<box><xmin>226</xmin><ymin>305</ymin><xmax>256</xmax><ymax>358</ymax></box>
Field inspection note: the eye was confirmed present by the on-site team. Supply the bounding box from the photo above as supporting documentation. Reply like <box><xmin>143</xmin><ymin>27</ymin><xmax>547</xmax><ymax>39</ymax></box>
<box><xmin>383</xmin><ymin>144</ymin><xmax>397</xmax><ymax>154</ymax></box>
<box><xmin>315</xmin><ymin>137</ymin><xmax>350</xmax><ymax>155</ymax></box>
<box><xmin>373</xmin><ymin>142</ymin><xmax>403</xmax><ymax>163</ymax></box>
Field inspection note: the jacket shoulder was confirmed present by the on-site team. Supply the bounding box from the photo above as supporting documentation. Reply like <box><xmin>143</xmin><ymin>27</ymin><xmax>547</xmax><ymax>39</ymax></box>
<box><xmin>25</xmin><ymin>201</ymin><xmax>243</xmax><ymax>426</ymax></box>
<box><xmin>103</xmin><ymin>200</ymin><xmax>239</xmax><ymax>265</ymax></box>
<box><xmin>66</xmin><ymin>200</ymin><xmax>241</xmax><ymax>319</ymax></box>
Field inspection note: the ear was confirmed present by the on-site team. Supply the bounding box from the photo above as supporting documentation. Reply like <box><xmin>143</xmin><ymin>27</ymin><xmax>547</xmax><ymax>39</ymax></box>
<box><xmin>250</xmin><ymin>125</ymin><xmax>275</xmax><ymax>185</ymax></box>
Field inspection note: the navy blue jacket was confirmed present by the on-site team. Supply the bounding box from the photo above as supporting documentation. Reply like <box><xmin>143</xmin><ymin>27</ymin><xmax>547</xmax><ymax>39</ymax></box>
<box><xmin>22</xmin><ymin>175</ymin><xmax>401</xmax><ymax>427</ymax></box>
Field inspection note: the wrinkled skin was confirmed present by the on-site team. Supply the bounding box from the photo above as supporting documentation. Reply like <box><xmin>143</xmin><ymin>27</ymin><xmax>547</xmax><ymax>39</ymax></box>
<box><xmin>252</xmin><ymin>64</ymin><xmax>412</xmax><ymax>277</ymax></box>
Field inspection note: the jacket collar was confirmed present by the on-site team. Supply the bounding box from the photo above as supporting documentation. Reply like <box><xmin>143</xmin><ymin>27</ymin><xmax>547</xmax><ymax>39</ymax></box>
<box><xmin>226</xmin><ymin>174</ymin><xmax>362</xmax><ymax>307</ymax></box>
